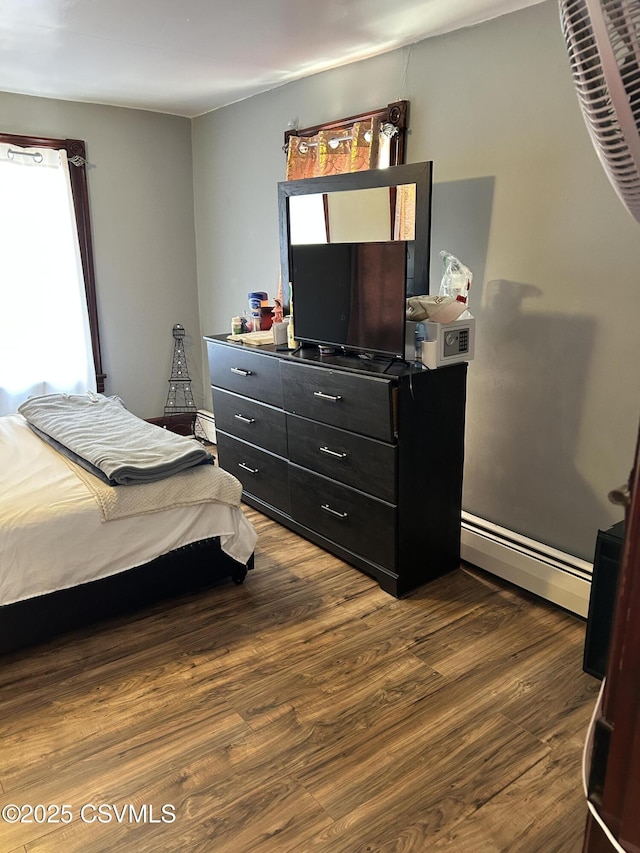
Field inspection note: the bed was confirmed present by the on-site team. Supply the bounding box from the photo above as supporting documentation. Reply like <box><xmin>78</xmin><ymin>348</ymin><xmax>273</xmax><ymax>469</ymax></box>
<box><xmin>0</xmin><ymin>404</ymin><xmax>257</xmax><ymax>655</ymax></box>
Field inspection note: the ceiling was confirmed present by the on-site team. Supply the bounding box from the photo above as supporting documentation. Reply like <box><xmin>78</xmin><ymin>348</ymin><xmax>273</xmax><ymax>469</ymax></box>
<box><xmin>0</xmin><ymin>0</ymin><xmax>545</xmax><ymax>118</ymax></box>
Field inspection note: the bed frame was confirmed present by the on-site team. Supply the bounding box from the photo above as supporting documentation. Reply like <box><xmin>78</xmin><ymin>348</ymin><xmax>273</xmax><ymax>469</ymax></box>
<box><xmin>0</xmin><ymin>538</ymin><xmax>253</xmax><ymax>656</ymax></box>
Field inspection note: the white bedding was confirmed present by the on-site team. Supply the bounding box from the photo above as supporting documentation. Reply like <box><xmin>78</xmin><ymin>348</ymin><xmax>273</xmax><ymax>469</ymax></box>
<box><xmin>0</xmin><ymin>414</ymin><xmax>257</xmax><ymax>607</ymax></box>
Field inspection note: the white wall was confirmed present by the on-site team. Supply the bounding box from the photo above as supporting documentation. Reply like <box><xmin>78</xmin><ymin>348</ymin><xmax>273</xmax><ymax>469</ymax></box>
<box><xmin>192</xmin><ymin>0</ymin><xmax>640</xmax><ymax>560</ymax></box>
<box><xmin>0</xmin><ymin>91</ymin><xmax>201</xmax><ymax>419</ymax></box>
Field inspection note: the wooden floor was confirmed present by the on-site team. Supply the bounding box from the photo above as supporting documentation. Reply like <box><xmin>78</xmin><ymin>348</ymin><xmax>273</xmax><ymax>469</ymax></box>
<box><xmin>0</xmin><ymin>505</ymin><xmax>600</xmax><ymax>853</ymax></box>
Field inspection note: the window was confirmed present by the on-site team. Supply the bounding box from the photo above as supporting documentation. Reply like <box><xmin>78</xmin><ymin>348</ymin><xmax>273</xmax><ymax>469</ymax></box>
<box><xmin>0</xmin><ymin>133</ymin><xmax>104</xmax><ymax>415</ymax></box>
<box><xmin>283</xmin><ymin>101</ymin><xmax>409</xmax><ymax>261</ymax></box>
<box><xmin>283</xmin><ymin>100</ymin><xmax>409</xmax><ymax>180</ymax></box>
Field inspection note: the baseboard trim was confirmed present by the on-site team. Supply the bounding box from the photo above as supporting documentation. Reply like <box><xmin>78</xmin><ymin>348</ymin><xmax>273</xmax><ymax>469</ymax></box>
<box><xmin>461</xmin><ymin>512</ymin><xmax>593</xmax><ymax>617</ymax></box>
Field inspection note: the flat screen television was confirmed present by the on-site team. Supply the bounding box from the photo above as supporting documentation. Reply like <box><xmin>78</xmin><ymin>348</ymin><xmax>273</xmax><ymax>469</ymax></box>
<box><xmin>278</xmin><ymin>161</ymin><xmax>433</xmax><ymax>360</ymax></box>
<box><xmin>291</xmin><ymin>241</ymin><xmax>409</xmax><ymax>357</ymax></box>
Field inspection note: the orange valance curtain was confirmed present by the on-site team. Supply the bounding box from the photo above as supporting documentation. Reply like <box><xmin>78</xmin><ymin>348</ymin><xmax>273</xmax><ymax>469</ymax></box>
<box><xmin>286</xmin><ymin>118</ymin><xmax>378</xmax><ymax>180</ymax></box>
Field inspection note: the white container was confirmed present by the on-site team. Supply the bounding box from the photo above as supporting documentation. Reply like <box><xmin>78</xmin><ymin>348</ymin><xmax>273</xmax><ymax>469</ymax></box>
<box><xmin>196</xmin><ymin>409</ymin><xmax>217</xmax><ymax>443</ymax></box>
<box><xmin>272</xmin><ymin>322</ymin><xmax>288</xmax><ymax>346</ymax></box>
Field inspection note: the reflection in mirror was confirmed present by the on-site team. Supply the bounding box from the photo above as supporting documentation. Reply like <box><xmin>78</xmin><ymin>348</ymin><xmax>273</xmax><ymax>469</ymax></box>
<box><xmin>289</xmin><ymin>194</ymin><xmax>328</xmax><ymax>244</ymax></box>
<box><xmin>289</xmin><ymin>184</ymin><xmax>416</xmax><ymax>245</ymax></box>
<box><xmin>278</xmin><ymin>162</ymin><xmax>433</xmax><ymax>314</ymax></box>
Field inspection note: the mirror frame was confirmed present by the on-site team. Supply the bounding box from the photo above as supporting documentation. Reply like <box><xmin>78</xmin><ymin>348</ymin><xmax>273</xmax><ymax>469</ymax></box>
<box><xmin>278</xmin><ymin>161</ymin><xmax>434</xmax><ymax>312</ymax></box>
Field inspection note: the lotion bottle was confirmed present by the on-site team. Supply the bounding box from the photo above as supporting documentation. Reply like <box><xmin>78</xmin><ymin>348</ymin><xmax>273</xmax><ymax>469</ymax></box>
<box><xmin>287</xmin><ymin>287</ymin><xmax>297</xmax><ymax>349</ymax></box>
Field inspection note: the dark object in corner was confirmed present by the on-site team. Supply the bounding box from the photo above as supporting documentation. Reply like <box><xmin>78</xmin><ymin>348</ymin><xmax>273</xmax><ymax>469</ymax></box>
<box><xmin>583</xmin><ymin>520</ymin><xmax>625</xmax><ymax>680</ymax></box>
<box><xmin>146</xmin><ymin>413</ymin><xmax>196</xmax><ymax>436</ymax></box>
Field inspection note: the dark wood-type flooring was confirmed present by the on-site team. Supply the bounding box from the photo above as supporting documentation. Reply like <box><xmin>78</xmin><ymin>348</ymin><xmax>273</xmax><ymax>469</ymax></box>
<box><xmin>0</xmin><ymin>505</ymin><xmax>600</xmax><ymax>852</ymax></box>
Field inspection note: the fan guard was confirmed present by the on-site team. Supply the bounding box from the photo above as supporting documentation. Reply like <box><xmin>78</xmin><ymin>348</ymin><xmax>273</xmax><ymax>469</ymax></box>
<box><xmin>560</xmin><ymin>0</ymin><xmax>640</xmax><ymax>222</ymax></box>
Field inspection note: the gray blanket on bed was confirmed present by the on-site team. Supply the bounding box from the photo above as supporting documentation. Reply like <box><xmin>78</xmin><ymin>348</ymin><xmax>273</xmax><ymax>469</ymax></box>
<box><xmin>18</xmin><ymin>392</ymin><xmax>212</xmax><ymax>486</ymax></box>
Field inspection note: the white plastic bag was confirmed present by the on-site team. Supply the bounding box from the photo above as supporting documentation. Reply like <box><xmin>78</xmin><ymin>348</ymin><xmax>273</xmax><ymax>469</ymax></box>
<box><xmin>439</xmin><ymin>251</ymin><xmax>472</xmax><ymax>314</ymax></box>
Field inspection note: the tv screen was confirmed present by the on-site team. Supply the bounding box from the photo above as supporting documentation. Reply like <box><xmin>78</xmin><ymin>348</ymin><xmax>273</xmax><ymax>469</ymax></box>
<box><xmin>291</xmin><ymin>241</ymin><xmax>409</xmax><ymax>358</ymax></box>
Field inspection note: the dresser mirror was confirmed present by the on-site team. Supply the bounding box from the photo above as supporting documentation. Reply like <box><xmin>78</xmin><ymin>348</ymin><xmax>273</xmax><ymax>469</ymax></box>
<box><xmin>278</xmin><ymin>160</ymin><xmax>434</xmax><ymax>309</ymax></box>
<box><xmin>288</xmin><ymin>184</ymin><xmax>416</xmax><ymax>245</ymax></box>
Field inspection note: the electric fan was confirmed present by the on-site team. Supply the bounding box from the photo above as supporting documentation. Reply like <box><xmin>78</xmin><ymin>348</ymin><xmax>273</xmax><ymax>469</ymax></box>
<box><xmin>560</xmin><ymin>5</ymin><xmax>640</xmax><ymax>850</ymax></box>
<box><xmin>559</xmin><ymin>0</ymin><xmax>640</xmax><ymax>222</ymax></box>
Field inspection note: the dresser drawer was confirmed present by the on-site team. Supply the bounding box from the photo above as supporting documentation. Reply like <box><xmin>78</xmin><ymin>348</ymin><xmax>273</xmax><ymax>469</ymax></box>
<box><xmin>213</xmin><ymin>389</ymin><xmax>287</xmax><ymax>457</ymax></box>
<box><xmin>289</xmin><ymin>465</ymin><xmax>396</xmax><ymax>570</ymax></box>
<box><xmin>208</xmin><ymin>344</ymin><xmax>282</xmax><ymax>407</ymax></box>
<box><xmin>217</xmin><ymin>433</ymin><xmax>290</xmax><ymax>513</ymax></box>
<box><xmin>281</xmin><ymin>361</ymin><xmax>394</xmax><ymax>441</ymax></box>
<box><xmin>287</xmin><ymin>414</ymin><xmax>396</xmax><ymax>503</ymax></box>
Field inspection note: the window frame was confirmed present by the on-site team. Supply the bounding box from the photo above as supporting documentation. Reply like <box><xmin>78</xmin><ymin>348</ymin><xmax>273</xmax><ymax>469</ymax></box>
<box><xmin>0</xmin><ymin>132</ymin><xmax>105</xmax><ymax>392</ymax></box>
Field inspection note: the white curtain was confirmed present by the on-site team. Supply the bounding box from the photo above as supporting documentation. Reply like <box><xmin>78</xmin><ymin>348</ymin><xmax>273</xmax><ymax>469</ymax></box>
<box><xmin>0</xmin><ymin>142</ymin><xmax>96</xmax><ymax>415</ymax></box>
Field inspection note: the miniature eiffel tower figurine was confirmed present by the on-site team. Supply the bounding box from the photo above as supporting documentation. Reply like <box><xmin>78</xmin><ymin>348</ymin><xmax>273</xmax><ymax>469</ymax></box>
<box><xmin>164</xmin><ymin>324</ymin><xmax>196</xmax><ymax>416</ymax></box>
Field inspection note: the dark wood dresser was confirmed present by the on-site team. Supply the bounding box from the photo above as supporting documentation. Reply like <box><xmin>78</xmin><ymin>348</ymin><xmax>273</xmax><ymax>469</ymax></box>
<box><xmin>205</xmin><ymin>334</ymin><xmax>467</xmax><ymax>596</ymax></box>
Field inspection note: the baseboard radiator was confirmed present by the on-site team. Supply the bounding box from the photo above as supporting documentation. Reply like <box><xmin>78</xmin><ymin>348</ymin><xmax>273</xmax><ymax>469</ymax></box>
<box><xmin>461</xmin><ymin>512</ymin><xmax>593</xmax><ymax>618</ymax></box>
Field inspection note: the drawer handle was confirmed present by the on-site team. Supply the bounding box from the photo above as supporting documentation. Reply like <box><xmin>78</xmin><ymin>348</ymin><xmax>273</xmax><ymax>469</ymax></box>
<box><xmin>313</xmin><ymin>391</ymin><xmax>342</xmax><ymax>402</ymax></box>
<box><xmin>321</xmin><ymin>504</ymin><xmax>348</xmax><ymax>519</ymax></box>
<box><xmin>319</xmin><ymin>446</ymin><xmax>347</xmax><ymax>459</ymax></box>
<box><xmin>231</xmin><ymin>367</ymin><xmax>253</xmax><ymax>377</ymax></box>
<box><xmin>238</xmin><ymin>462</ymin><xmax>259</xmax><ymax>474</ymax></box>
<box><xmin>234</xmin><ymin>414</ymin><xmax>256</xmax><ymax>424</ymax></box>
